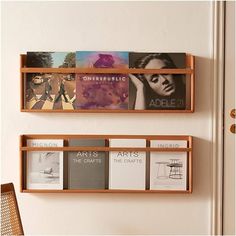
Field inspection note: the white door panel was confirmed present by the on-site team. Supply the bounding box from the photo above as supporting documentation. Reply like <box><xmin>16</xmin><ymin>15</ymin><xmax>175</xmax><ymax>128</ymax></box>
<box><xmin>223</xmin><ymin>1</ymin><xmax>235</xmax><ymax>234</ymax></box>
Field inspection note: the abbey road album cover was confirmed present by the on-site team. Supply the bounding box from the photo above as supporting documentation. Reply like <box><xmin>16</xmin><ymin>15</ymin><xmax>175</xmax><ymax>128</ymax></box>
<box><xmin>25</xmin><ymin>52</ymin><xmax>76</xmax><ymax>110</ymax></box>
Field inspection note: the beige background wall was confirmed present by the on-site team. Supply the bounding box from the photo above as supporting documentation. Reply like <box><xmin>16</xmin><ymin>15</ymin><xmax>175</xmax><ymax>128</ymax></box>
<box><xmin>1</xmin><ymin>1</ymin><xmax>213</xmax><ymax>235</ymax></box>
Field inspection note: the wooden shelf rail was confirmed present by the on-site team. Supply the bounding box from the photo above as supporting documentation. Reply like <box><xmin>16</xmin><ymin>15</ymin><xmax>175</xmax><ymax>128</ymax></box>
<box><xmin>21</xmin><ymin>67</ymin><xmax>193</xmax><ymax>74</ymax></box>
<box><xmin>20</xmin><ymin>109</ymin><xmax>194</xmax><ymax>113</ymax></box>
<box><xmin>21</xmin><ymin>147</ymin><xmax>192</xmax><ymax>152</ymax></box>
<box><xmin>22</xmin><ymin>189</ymin><xmax>191</xmax><ymax>194</ymax></box>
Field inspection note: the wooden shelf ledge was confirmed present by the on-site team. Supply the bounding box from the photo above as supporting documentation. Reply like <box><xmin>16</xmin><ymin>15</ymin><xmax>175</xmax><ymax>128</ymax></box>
<box><xmin>21</xmin><ymin>109</ymin><xmax>194</xmax><ymax>113</ymax></box>
<box><xmin>20</xmin><ymin>67</ymin><xmax>194</xmax><ymax>74</ymax></box>
<box><xmin>20</xmin><ymin>147</ymin><xmax>192</xmax><ymax>152</ymax></box>
<box><xmin>22</xmin><ymin>189</ymin><xmax>192</xmax><ymax>194</ymax></box>
<box><xmin>21</xmin><ymin>134</ymin><xmax>192</xmax><ymax>140</ymax></box>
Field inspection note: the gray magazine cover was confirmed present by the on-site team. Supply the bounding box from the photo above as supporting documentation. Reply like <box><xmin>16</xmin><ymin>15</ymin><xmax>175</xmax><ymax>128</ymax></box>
<box><xmin>68</xmin><ymin>139</ymin><xmax>106</xmax><ymax>189</ymax></box>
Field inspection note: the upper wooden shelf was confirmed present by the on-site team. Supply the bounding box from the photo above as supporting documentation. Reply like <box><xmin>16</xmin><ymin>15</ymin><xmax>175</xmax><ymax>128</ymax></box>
<box><xmin>20</xmin><ymin>54</ymin><xmax>195</xmax><ymax>113</ymax></box>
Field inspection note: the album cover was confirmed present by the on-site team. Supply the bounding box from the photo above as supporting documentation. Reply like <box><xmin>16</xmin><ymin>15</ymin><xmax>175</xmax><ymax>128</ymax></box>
<box><xmin>76</xmin><ymin>51</ymin><xmax>128</xmax><ymax>68</ymax></box>
<box><xmin>75</xmin><ymin>74</ymin><xmax>129</xmax><ymax>110</ymax></box>
<box><xmin>25</xmin><ymin>73</ymin><xmax>76</xmax><ymax>110</ymax></box>
<box><xmin>75</xmin><ymin>51</ymin><xmax>129</xmax><ymax>110</ymax></box>
<box><xmin>129</xmin><ymin>53</ymin><xmax>186</xmax><ymax>110</ymax></box>
<box><xmin>27</xmin><ymin>52</ymin><xmax>75</xmax><ymax>68</ymax></box>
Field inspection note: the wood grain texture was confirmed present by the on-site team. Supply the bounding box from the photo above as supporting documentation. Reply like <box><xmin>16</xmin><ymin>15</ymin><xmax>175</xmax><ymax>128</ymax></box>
<box><xmin>20</xmin><ymin>68</ymin><xmax>193</xmax><ymax>74</ymax></box>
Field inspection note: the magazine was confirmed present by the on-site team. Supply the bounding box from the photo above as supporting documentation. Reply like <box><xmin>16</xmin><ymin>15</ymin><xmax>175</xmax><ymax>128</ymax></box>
<box><xmin>109</xmin><ymin>139</ymin><xmax>146</xmax><ymax>190</ymax></box>
<box><xmin>26</xmin><ymin>139</ymin><xmax>64</xmax><ymax>190</ymax></box>
<box><xmin>150</xmin><ymin>140</ymin><xmax>187</xmax><ymax>190</ymax></box>
<box><xmin>68</xmin><ymin>139</ymin><xmax>107</xmax><ymax>189</ymax></box>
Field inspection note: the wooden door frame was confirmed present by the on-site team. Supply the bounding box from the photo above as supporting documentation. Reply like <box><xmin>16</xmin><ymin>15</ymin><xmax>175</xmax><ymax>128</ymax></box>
<box><xmin>211</xmin><ymin>1</ymin><xmax>225</xmax><ymax>235</ymax></box>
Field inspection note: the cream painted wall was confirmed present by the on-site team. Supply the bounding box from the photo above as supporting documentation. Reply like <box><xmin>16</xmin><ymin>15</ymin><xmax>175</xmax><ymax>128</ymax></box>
<box><xmin>1</xmin><ymin>1</ymin><xmax>213</xmax><ymax>235</ymax></box>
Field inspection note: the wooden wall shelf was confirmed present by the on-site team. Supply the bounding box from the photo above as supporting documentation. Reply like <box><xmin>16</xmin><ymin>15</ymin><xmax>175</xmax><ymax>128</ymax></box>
<box><xmin>20</xmin><ymin>54</ymin><xmax>195</xmax><ymax>113</ymax></box>
<box><xmin>20</xmin><ymin>134</ymin><xmax>193</xmax><ymax>194</ymax></box>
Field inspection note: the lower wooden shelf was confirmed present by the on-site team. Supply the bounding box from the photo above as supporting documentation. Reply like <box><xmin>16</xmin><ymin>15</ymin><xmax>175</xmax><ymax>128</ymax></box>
<box><xmin>20</xmin><ymin>134</ymin><xmax>193</xmax><ymax>193</ymax></box>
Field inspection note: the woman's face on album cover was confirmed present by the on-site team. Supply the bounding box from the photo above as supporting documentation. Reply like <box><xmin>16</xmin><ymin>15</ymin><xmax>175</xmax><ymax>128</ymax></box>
<box><xmin>144</xmin><ymin>58</ymin><xmax>176</xmax><ymax>96</ymax></box>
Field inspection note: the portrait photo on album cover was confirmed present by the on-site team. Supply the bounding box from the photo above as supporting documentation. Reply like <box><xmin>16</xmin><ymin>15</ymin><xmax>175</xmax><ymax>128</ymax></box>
<box><xmin>129</xmin><ymin>53</ymin><xmax>186</xmax><ymax>110</ymax></box>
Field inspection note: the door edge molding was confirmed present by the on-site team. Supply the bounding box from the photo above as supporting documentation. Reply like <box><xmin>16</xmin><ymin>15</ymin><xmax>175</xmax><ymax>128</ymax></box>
<box><xmin>211</xmin><ymin>1</ymin><xmax>225</xmax><ymax>235</ymax></box>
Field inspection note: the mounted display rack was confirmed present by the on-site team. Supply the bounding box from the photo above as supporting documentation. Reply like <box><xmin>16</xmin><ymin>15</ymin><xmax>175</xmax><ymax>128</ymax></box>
<box><xmin>20</xmin><ymin>53</ymin><xmax>195</xmax><ymax>113</ymax></box>
<box><xmin>20</xmin><ymin>134</ymin><xmax>193</xmax><ymax>193</ymax></box>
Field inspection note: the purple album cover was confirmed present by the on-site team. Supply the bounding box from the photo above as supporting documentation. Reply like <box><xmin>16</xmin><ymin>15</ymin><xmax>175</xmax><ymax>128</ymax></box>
<box><xmin>75</xmin><ymin>51</ymin><xmax>129</xmax><ymax>110</ymax></box>
<box><xmin>75</xmin><ymin>74</ymin><xmax>129</xmax><ymax>110</ymax></box>
<box><xmin>76</xmin><ymin>51</ymin><xmax>128</xmax><ymax>68</ymax></box>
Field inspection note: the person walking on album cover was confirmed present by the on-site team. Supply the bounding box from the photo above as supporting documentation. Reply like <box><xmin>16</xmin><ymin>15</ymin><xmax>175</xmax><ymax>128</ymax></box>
<box><xmin>26</xmin><ymin>78</ymin><xmax>38</xmax><ymax>102</ymax></box>
<box><xmin>129</xmin><ymin>53</ymin><xmax>186</xmax><ymax>110</ymax></box>
<box><xmin>40</xmin><ymin>77</ymin><xmax>53</xmax><ymax>102</ymax></box>
<box><xmin>55</xmin><ymin>78</ymin><xmax>69</xmax><ymax>103</ymax></box>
